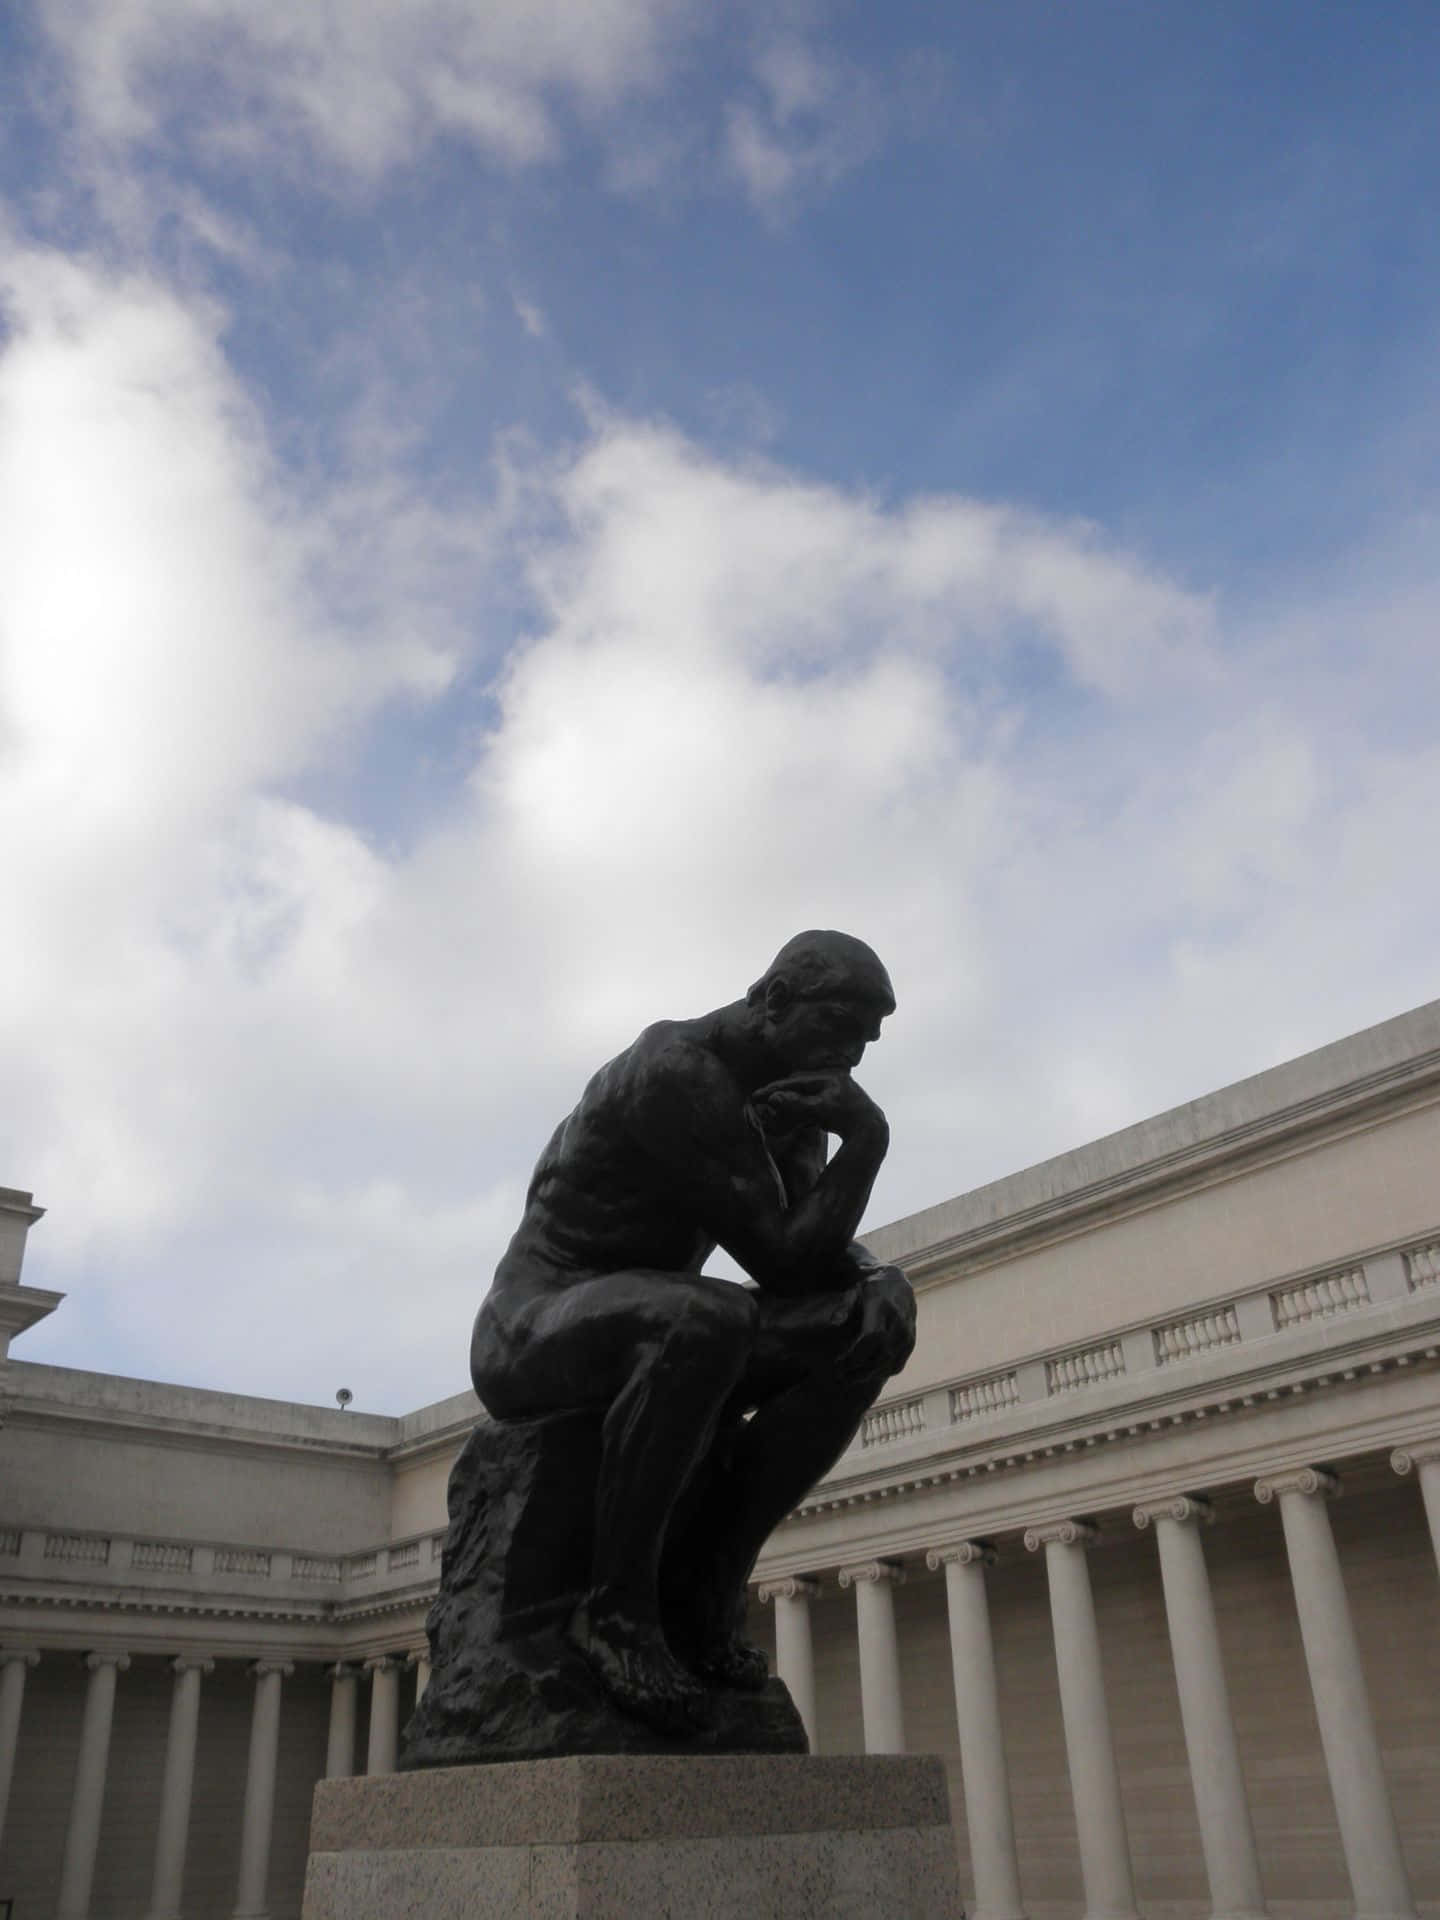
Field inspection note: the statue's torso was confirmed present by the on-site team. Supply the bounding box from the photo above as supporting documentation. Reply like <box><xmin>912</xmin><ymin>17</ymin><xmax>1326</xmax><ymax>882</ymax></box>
<box><xmin>493</xmin><ymin>1020</ymin><xmax>740</xmax><ymax>1290</ymax></box>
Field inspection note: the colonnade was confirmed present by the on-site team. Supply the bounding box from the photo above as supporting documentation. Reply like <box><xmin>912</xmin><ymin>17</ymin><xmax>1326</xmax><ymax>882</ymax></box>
<box><xmin>0</xmin><ymin>1642</ymin><xmax>431</xmax><ymax>1919</ymax></box>
<box><xmin>4</xmin><ymin>1441</ymin><xmax>1438</xmax><ymax>1917</ymax></box>
<box><xmin>760</xmin><ymin>1442</ymin><xmax>1440</xmax><ymax>1920</ymax></box>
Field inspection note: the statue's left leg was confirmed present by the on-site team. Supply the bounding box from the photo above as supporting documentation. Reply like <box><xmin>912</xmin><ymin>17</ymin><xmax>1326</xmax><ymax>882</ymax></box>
<box><xmin>661</xmin><ymin>1268</ymin><xmax>912</xmax><ymax>1685</ymax></box>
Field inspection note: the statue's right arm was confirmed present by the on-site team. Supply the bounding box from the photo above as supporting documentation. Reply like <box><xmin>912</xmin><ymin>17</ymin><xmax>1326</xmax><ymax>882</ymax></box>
<box><xmin>625</xmin><ymin>1046</ymin><xmax>889</xmax><ymax>1297</ymax></box>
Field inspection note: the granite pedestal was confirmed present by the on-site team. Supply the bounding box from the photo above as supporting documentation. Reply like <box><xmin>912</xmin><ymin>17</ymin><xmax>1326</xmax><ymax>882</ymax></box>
<box><xmin>302</xmin><ymin>1752</ymin><xmax>963</xmax><ymax>1918</ymax></box>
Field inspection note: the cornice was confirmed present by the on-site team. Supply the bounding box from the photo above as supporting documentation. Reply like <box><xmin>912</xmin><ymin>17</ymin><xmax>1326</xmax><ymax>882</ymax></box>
<box><xmin>889</xmin><ymin>1056</ymin><xmax>1440</xmax><ymax>1289</ymax></box>
<box><xmin>0</xmin><ymin>1575</ymin><xmax>435</xmax><ymax>1632</ymax></box>
<box><xmin>0</xmin><ymin>1282</ymin><xmax>65</xmax><ymax>1343</ymax></box>
<box><xmin>1</xmin><ymin>1395</ymin><xmax>395</xmax><ymax>1468</ymax></box>
<box><xmin>0</xmin><ymin>1588</ymin><xmax>326</xmax><ymax>1625</ymax></box>
<box><xmin>0</xmin><ymin>1188</ymin><xmax>45</xmax><ymax>1225</ymax></box>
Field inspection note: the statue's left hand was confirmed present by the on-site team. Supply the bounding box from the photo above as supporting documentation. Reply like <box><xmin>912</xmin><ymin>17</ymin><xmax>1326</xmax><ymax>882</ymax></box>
<box><xmin>837</xmin><ymin>1264</ymin><xmax>916</xmax><ymax>1381</ymax></box>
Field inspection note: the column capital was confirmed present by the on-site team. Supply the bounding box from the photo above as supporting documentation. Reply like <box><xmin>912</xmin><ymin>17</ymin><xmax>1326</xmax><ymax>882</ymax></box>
<box><xmin>363</xmin><ymin>1654</ymin><xmax>401</xmax><ymax>1675</ymax></box>
<box><xmin>838</xmin><ymin>1559</ymin><xmax>905</xmax><ymax>1590</ymax></box>
<box><xmin>170</xmin><ymin>1655</ymin><xmax>215</xmax><ymax>1676</ymax></box>
<box><xmin>1255</xmin><ymin>1466</ymin><xmax>1340</xmax><ymax>1506</ymax></box>
<box><xmin>327</xmin><ymin>1661</ymin><xmax>360</xmax><ymax>1681</ymax></box>
<box><xmin>248</xmin><ymin>1658</ymin><xmax>294</xmax><ymax>1679</ymax></box>
<box><xmin>926</xmin><ymin>1539</ymin><xmax>994</xmax><ymax>1570</ymax></box>
<box><xmin>1134</xmin><ymin>1494</ymin><xmax>1214</xmax><ymax>1531</ymax></box>
<box><xmin>1023</xmin><ymin>1518</ymin><xmax>1098</xmax><ymax>1553</ymax></box>
<box><xmin>404</xmin><ymin>1647</ymin><xmax>430</xmax><ymax>1669</ymax></box>
<box><xmin>84</xmin><ymin>1650</ymin><xmax>130</xmax><ymax>1672</ymax></box>
<box><xmin>0</xmin><ymin>1649</ymin><xmax>40</xmax><ymax>1670</ymax></box>
<box><xmin>756</xmin><ymin>1576</ymin><xmax>820</xmax><ymax>1604</ymax></box>
<box><xmin>1392</xmin><ymin>1439</ymin><xmax>1440</xmax><ymax>1475</ymax></box>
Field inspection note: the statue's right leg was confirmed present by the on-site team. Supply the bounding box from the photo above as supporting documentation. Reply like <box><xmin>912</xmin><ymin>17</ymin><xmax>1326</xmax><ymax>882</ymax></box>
<box><xmin>472</xmin><ymin>1272</ymin><xmax>760</xmax><ymax>1732</ymax></box>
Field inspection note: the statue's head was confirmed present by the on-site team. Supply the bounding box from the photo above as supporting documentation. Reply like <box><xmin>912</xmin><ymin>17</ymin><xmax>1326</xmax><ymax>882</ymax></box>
<box><xmin>748</xmin><ymin>930</ymin><xmax>895</xmax><ymax>1073</ymax></box>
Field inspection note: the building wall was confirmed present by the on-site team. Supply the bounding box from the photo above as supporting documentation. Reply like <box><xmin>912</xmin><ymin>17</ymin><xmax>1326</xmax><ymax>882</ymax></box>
<box><xmin>1</xmin><ymin>1367</ymin><xmax>393</xmax><ymax>1554</ymax></box>
<box><xmin>882</xmin><ymin>1096</ymin><xmax>1440</xmax><ymax>1392</ymax></box>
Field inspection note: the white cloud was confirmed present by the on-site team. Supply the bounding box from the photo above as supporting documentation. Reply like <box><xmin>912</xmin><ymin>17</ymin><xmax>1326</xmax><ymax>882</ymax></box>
<box><xmin>723</xmin><ymin>35</ymin><xmax>884</xmax><ymax>215</ymax></box>
<box><xmin>5</xmin><ymin>255</ymin><xmax>1440</xmax><ymax>1412</ymax></box>
<box><xmin>40</xmin><ymin>0</ymin><xmax>700</xmax><ymax>183</ymax></box>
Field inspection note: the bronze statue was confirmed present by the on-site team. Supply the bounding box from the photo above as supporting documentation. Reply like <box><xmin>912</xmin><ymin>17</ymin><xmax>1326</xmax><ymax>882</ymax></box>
<box><xmin>404</xmin><ymin>931</ymin><xmax>916</xmax><ymax>1765</ymax></box>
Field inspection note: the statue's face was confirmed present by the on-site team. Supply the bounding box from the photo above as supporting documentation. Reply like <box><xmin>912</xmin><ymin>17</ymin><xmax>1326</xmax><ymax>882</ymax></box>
<box><xmin>765</xmin><ymin>988</ymin><xmax>887</xmax><ymax>1074</ymax></box>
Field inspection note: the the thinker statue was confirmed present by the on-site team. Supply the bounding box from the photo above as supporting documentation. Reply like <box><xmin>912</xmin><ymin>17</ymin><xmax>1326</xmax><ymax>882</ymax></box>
<box><xmin>404</xmin><ymin>930</ymin><xmax>916</xmax><ymax>1764</ymax></box>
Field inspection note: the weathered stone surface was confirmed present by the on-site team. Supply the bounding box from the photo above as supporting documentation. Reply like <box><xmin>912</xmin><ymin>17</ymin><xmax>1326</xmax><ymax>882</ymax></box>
<box><xmin>316</xmin><ymin>1754</ymin><xmax>953</xmax><ymax>1848</ymax></box>
<box><xmin>400</xmin><ymin>1414</ymin><xmax>807</xmax><ymax>1768</ymax></box>
<box><xmin>303</xmin><ymin>1755</ymin><xmax>964</xmax><ymax>1919</ymax></box>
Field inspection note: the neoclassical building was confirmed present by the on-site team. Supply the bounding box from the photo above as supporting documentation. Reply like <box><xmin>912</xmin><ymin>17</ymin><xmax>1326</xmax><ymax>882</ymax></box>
<box><xmin>3</xmin><ymin>998</ymin><xmax>1440</xmax><ymax>1918</ymax></box>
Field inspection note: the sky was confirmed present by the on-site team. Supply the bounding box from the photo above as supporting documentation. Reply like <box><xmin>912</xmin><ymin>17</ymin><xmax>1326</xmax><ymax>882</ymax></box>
<box><xmin>2</xmin><ymin>1</ymin><xmax>1438</xmax><ymax>1412</ymax></box>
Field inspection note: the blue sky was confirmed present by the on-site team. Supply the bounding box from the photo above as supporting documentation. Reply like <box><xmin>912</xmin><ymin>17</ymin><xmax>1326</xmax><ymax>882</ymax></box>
<box><xmin>2</xmin><ymin>1</ymin><xmax>1438</xmax><ymax>1409</ymax></box>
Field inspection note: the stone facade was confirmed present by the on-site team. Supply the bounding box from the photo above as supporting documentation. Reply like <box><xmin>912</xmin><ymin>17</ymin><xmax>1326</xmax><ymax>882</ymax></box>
<box><xmin>4</xmin><ymin>999</ymin><xmax>1440</xmax><ymax>1916</ymax></box>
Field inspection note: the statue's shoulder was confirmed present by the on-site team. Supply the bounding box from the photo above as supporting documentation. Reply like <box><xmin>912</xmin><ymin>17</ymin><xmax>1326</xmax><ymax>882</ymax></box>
<box><xmin>614</xmin><ymin>1020</ymin><xmax>740</xmax><ymax>1118</ymax></box>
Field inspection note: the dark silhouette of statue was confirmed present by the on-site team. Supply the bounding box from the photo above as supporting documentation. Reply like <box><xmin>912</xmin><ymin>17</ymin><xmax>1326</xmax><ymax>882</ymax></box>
<box><xmin>403</xmin><ymin>931</ymin><xmax>916</xmax><ymax>1765</ymax></box>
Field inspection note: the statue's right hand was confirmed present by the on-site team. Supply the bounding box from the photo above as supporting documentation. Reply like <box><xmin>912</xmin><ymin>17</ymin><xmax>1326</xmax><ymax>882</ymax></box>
<box><xmin>752</xmin><ymin>1072</ymin><xmax>888</xmax><ymax>1144</ymax></box>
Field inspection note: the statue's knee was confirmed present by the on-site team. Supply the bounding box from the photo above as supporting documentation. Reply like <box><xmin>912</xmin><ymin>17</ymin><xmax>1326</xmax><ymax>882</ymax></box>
<box><xmin>669</xmin><ymin>1284</ymin><xmax>757</xmax><ymax>1375</ymax></box>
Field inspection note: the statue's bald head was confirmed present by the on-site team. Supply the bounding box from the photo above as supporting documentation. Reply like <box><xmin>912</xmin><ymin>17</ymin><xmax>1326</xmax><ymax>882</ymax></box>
<box><xmin>749</xmin><ymin>930</ymin><xmax>896</xmax><ymax>1016</ymax></box>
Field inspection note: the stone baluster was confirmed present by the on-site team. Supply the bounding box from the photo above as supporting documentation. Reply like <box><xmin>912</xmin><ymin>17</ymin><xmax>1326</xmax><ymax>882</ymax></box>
<box><xmin>325</xmin><ymin>1664</ymin><xmax>359</xmax><ymax>1779</ymax></box>
<box><xmin>233</xmin><ymin>1658</ymin><xmax>292</xmax><ymax>1920</ymax></box>
<box><xmin>365</xmin><ymin>1655</ymin><xmax>401</xmax><ymax>1775</ymax></box>
<box><xmin>756</xmin><ymin>1577</ymin><xmax>820</xmax><ymax>1752</ymax></box>
<box><xmin>1024</xmin><ymin>1521</ymin><xmax>1139</xmax><ymax>1920</ymax></box>
<box><xmin>837</xmin><ymin>1561</ymin><xmax>906</xmax><ymax>1754</ymax></box>
<box><xmin>1134</xmin><ymin>1497</ymin><xmax>1266</xmax><ymax>1920</ymax></box>
<box><xmin>0</xmin><ymin>1649</ymin><xmax>39</xmax><ymax>1857</ymax></box>
<box><xmin>1255</xmin><ymin>1469</ymin><xmax>1415</xmax><ymax>1919</ymax></box>
<box><xmin>57</xmin><ymin>1650</ymin><xmax>130</xmax><ymax>1920</ymax></box>
<box><xmin>406</xmin><ymin>1646</ymin><xmax>432</xmax><ymax>1706</ymax></box>
<box><xmin>1391</xmin><ymin>1442</ymin><xmax>1440</xmax><ymax>1584</ymax></box>
<box><xmin>927</xmin><ymin>1542</ymin><xmax>1026</xmax><ymax>1920</ymax></box>
<box><xmin>145</xmin><ymin>1656</ymin><xmax>214</xmax><ymax>1920</ymax></box>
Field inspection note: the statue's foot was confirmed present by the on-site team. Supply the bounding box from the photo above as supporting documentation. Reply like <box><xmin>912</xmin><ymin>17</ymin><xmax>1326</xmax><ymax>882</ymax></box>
<box><xmin>692</xmin><ymin>1631</ymin><xmax>771</xmax><ymax>1694</ymax></box>
<box><xmin>567</xmin><ymin>1602</ymin><xmax>712</xmax><ymax>1735</ymax></box>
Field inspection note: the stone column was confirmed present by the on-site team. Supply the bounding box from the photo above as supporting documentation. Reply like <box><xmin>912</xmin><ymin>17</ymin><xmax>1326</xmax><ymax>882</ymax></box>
<box><xmin>57</xmin><ymin>1650</ymin><xmax>130</xmax><ymax>1920</ymax></box>
<box><xmin>838</xmin><ymin>1561</ymin><xmax>906</xmax><ymax>1754</ymax></box>
<box><xmin>1256</xmin><ymin>1468</ymin><xmax>1414</xmax><ymax>1919</ymax></box>
<box><xmin>407</xmin><ymin>1647</ymin><xmax>432</xmax><ymax>1706</ymax></box>
<box><xmin>364</xmin><ymin>1655</ymin><xmax>401</xmax><ymax>1775</ymax></box>
<box><xmin>927</xmin><ymin>1542</ymin><xmax>1025</xmax><ymax>1920</ymax></box>
<box><xmin>0</xmin><ymin>1649</ymin><xmax>39</xmax><ymax>1857</ymax></box>
<box><xmin>325</xmin><ymin>1664</ymin><xmax>359</xmax><ymax>1779</ymax></box>
<box><xmin>1134</xmin><ymin>1497</ymin><xmax>1266</xmax><ymax>1920</ymax></box>
<box><xmin>1391</xmin><ymin>1442</ymin><xmax>1440</xmax><ymax>1583</ymax></box>
<box><xmin>145</xmin><ymin>1656</ymin><xmax>214</xmax><ymax>1920</ymax></box>
<box><xmin>1024</xmin><ymin>1521</ymin><xmax>1138</xmax><ymax>1920</ymax></box>
<box><xmin>757</xmin><ymin>1577</ymin><xmax>820</xmax><ymax>1752</ymax></box>
<box><xmin>233</xmin><ymin>1658</ymin><xmax>292</xmax><ymax>1920</ymax></box>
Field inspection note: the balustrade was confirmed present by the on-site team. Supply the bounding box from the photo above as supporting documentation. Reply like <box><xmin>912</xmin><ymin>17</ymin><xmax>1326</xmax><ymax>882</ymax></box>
<box><xmin>860</xmin><ymin>1396</ymin><xmax>926</xmax><ymax>1448</ymax></box>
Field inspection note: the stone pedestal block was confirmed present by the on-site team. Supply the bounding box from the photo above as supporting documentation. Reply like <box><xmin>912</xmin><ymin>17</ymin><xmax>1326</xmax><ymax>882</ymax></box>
<box><xmin>302</xmin><ymin>1752</ymin><xmax>962</xmax><ymax>1919</ymax></box>
<box><xmin>402</xmin><ymin>1414</ymin><xmax>806</xmax><ymax>1767</ymax></box>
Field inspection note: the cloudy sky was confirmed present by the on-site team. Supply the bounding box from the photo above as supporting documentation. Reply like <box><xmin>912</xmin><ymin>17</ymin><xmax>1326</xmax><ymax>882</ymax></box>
<box><xmin>3</xmin><ymin>2</ymin><xmax>1438</xmax><ymax>1411</ymax></box>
